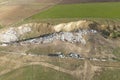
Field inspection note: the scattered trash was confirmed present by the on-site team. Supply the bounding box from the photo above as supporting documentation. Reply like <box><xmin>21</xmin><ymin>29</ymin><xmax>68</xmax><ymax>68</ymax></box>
<box><xmin>20</xmin><ymin>29</ymin><xmax>97</xmax><ymax>45</ymax></box>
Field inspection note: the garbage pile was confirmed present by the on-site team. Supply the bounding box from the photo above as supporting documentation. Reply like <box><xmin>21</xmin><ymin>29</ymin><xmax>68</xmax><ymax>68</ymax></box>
<box><xmin>20</xmin><ymin>29</ymin><xmax>97</xmax><ymax>45</ymax></box>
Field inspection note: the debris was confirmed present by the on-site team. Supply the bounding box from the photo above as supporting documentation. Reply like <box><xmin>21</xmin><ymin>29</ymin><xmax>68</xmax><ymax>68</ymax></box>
<box><xmin>48</xmin><ymin>52</ymin><xmax>65</xmax><ymax>58</ymax></box>
<box><xmin>0</xmin><ymin>43</ymin><xmax>8</xmax><ymax>46</ymax></box>
<box><xmin>20</xmin><ymin>29</ymin><xmax>97</xmax><ymax>45</ymax></box>
<box><xmin>69</xmin><ymin>52</ymin><xmax>80</xmax><ymax>59</ymax></box>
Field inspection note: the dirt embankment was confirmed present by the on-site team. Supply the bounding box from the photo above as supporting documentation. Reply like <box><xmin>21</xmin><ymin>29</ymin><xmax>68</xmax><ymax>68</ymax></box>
<box><xmin>0</xmin><ymin>20</ymin><xmax>119</xmax><ymax>59</ymax></box>
<box><xmin>0</xmin><ymin>20</ymin><xmax>119</xmax><ymax>43</ymax></box>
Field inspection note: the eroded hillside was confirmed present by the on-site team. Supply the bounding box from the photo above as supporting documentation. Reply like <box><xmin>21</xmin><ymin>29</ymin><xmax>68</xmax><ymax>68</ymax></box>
<box><xmin>0</xmin><ymin>20</ymin><xmax>119</xmax><ymax>42</ymax></box>
<box><xmin>0</xmin><ymin>20</ymin><xmax>119</xmax><ymax>58</ymax></box>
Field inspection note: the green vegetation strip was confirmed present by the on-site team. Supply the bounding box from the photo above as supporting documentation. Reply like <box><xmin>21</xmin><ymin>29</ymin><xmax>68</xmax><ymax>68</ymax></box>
<box><xmin>28</xmin><ymin>2</ymin><xmax>120</xmax><ymax>19</ymax></box>
<box><xmin>0</xmin><ymin>65</ymin><xmax>76</xmax><ymax>80</ymax></box>
<box><xmin>113</xmin><ymin>47</ymin><xmax>120</xmax><ymax>56</ymax></box>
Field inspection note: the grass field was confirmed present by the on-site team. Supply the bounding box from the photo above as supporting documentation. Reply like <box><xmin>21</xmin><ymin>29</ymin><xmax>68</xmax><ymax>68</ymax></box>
<box><xmin>28</xmin><ymin>2</ymin><xmax>120</xmax><ymax>20</ymax></box>
<box><xmin>0</xmin><ymin>65</ymin><xmax>76</xmax><ymax>80</ymax></box>
<box><xmin>93</xmin><ymin>69</ymin><xmax>120</xmax><ymax>80</ymax></box>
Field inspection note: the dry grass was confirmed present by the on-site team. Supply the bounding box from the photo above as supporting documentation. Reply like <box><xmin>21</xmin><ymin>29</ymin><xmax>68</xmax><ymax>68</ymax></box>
<box><xmin>0</xmin><ymin>0</ymin><xmax>60</xmax><ymax>26</ymax></box>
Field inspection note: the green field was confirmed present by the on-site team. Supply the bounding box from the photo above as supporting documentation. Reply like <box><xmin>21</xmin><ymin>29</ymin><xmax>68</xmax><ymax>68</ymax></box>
<box><xmin>113</xmin><ymin>47</ymin><xmax>120</xmax><ymax>61</ymax></box>
<box><xmin>0</xmin><ymin>65</ymin><xmax>76</xmax><ymax>80</ymax></box>
<box><xmin>28</xmin><ymin>2</ymin><xmax>120</xmax><ymax>19</ymax></box>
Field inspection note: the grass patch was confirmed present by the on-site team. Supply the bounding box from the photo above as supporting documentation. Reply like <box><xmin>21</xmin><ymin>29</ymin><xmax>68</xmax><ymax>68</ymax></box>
<box><xmin>47</xmin><ymin>59</ymin><xmax>84</xmax><ymax>70</ymax></box>
<box><xmin>0</xmin><ymin>24</ymin><xmax>3</xmax><ymax>29</ymax></box>
<box><xmin>26</xmin><ymin>45</ymin><xmax>69</xmax><ymax>55</ymax></box>
<box><xmin>93</xmin><ymin>68</ymin><xmax>120</xmax><ymax>80</ymax></box>
<box><xmin>113</xmin><ymin>47</ymin><xmax>120</xmax><ymax>56</ymax></box>
<box><xmin>28</xmin><ymin>2</ymin><xmax>120</xmax><ymax>20</ymax></box>
<box><xmin>0</xmin><ymin>65</ymin><xmax>76</xmax><ymax>80</ymax></box>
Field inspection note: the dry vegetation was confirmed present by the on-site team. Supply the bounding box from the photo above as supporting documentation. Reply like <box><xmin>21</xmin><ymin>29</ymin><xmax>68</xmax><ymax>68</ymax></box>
<box><xmin>0</xmin><ymin>51</ymin><xmax>120</xmax><ymax>80</ymax></box>
<box><xmin>0</xmin><ymin>0</ymin><xmax>60</xmax><ymax>26</ymax></box>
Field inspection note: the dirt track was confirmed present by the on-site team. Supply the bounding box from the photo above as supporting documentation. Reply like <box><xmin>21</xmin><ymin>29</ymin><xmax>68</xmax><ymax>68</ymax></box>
<box><xmin>0</xmin><ymin>61</ymin><xmax>73</xmax><ymax>76</ymax></box>
<box><xmin>0</xmin><ymin>50</ymin><xmax>120</xmax><ymax>79</ymax></box>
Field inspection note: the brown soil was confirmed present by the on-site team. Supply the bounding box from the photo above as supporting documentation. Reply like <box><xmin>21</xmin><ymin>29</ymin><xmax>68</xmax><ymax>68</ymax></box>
<box><xmin>0</xmin><ymin>0</ymin><xmax>60</xmax><ymax>26</ymax></box>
